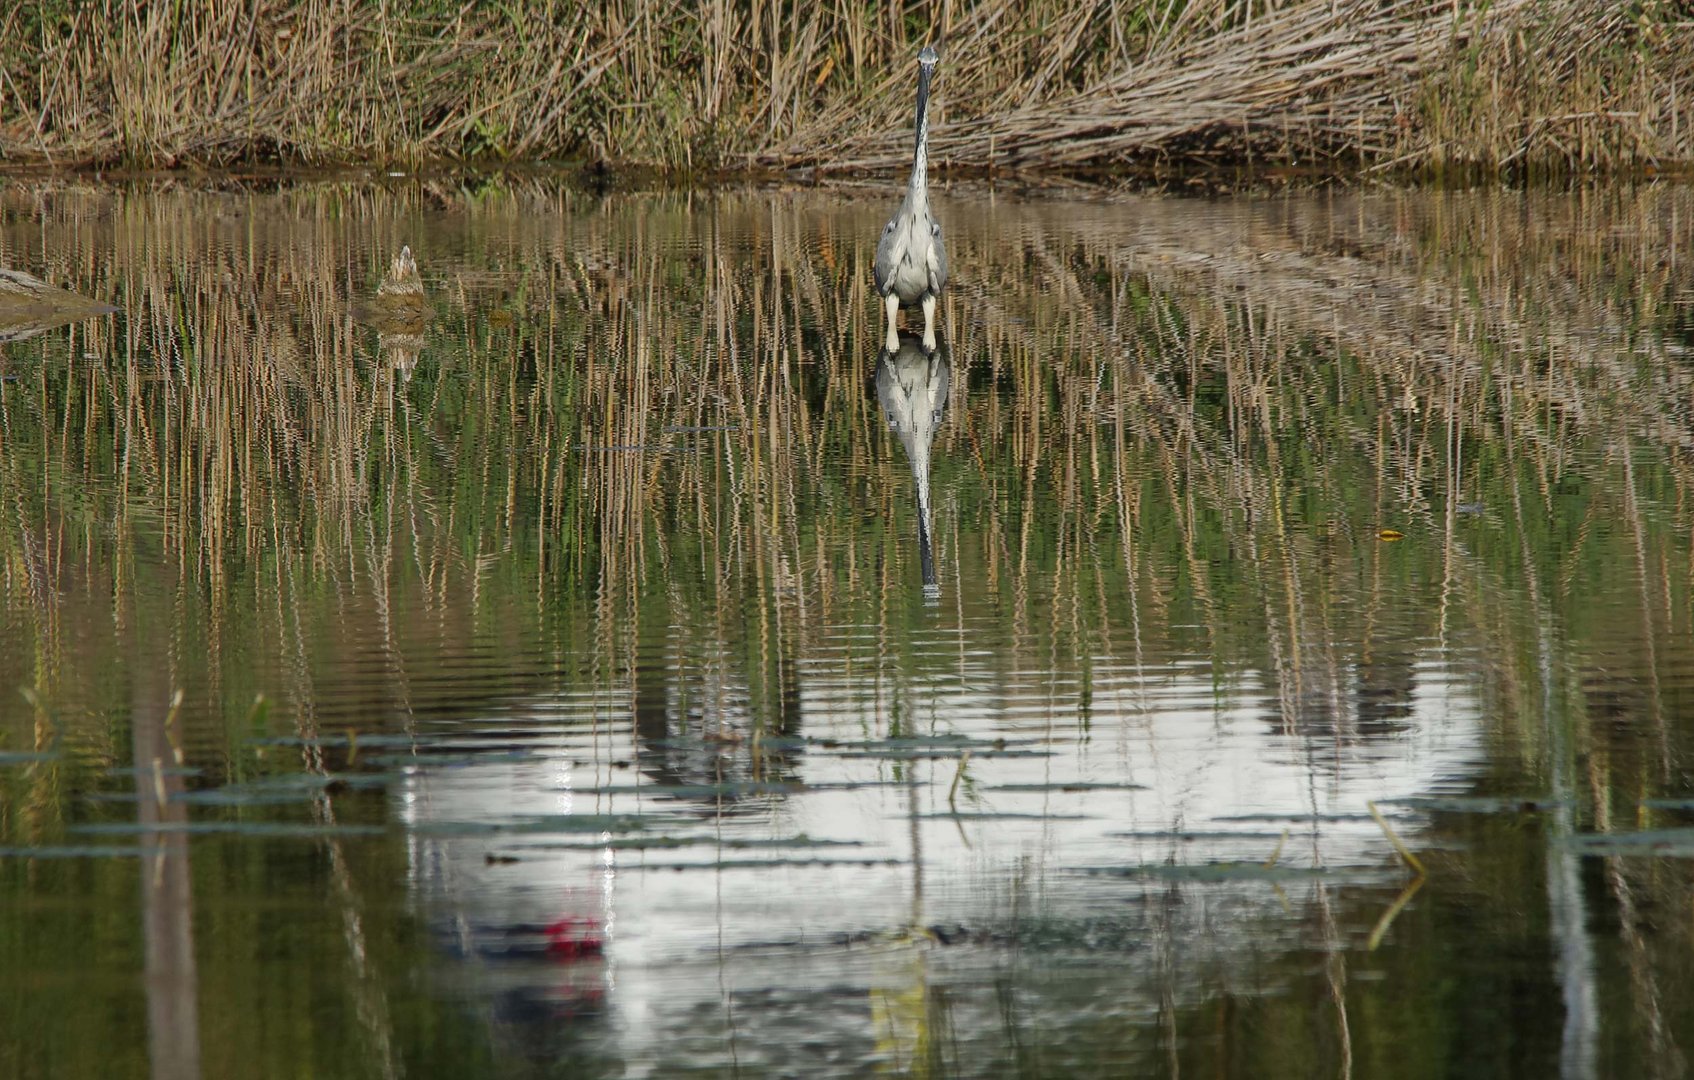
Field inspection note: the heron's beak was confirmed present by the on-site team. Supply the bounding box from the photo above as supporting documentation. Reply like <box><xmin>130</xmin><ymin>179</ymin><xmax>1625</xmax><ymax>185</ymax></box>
<box><xmin>914</xmin><ymin>63</ymin><xmax>933</xmax><ymax>155</ymax></box>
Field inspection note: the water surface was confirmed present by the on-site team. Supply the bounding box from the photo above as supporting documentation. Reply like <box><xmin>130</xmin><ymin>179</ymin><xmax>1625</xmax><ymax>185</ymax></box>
<box><xmin>1</xmin><ymin>178</ymin><xmax>1692</xmax><ymax>1078</ymax></box>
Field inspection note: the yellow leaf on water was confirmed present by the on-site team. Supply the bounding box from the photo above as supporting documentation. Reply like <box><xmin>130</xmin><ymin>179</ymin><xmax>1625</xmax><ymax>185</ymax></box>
<box><xmin>1379</xmin><ymin>529</ymin><xmax>1405</xmax><ymax>542</ymax></box>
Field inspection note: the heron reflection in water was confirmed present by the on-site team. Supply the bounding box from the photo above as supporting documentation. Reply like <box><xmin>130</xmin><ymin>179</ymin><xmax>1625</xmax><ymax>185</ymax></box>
<box><xmin>876</xmin><ymin>332</ymin><xmax>950</xmax><ymax>598</ymax></box>
<box><xmin>874</xmin><ymin>46</ymin><xmax>948</xmax><ymax>354</ymax></box>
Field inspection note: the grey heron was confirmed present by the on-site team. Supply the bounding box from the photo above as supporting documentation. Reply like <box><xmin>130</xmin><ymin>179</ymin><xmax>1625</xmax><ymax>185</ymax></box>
<box><xmin>874</xmin><ymin>46</ymin><xmax>948</xmax><ymax>355</ymax></box>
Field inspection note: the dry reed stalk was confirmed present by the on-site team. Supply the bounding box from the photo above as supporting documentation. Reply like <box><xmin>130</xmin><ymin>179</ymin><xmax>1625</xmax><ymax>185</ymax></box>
<box><xmin>1</xmin><ymin>1</ymin><xmax>1689</xmax><ymax>175</ymax></box>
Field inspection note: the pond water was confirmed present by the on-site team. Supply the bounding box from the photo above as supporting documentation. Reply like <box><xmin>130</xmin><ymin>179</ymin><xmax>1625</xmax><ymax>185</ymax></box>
<box><xmin>1</xmin><ymin>176</ymin><xmax>1693</xmax><ymax>1078</ymax></box>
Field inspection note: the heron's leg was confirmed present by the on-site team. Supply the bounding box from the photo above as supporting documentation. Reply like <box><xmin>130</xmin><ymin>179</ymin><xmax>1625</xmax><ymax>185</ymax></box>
<box><xmin>884</xmin><ymin>292</ymin><xmax>901</xmax><ymax>353</ymax></box>
<box><xmin>920</xmin><ymin>294</ymin><xmax>938</xmax><ymax>352</ymax></box>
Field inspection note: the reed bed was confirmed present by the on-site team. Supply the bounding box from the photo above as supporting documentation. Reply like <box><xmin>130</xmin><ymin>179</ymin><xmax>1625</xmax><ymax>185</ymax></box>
<box><xmin>1</xmin><ymin>1</ymin><xmax>1689</xmax><ymax>176</ymax></box>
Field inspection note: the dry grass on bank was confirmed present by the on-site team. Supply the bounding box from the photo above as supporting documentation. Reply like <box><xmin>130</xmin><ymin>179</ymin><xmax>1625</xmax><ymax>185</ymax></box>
<box><xmin>0</xmin><ymin>0</ymin><xmax>1690</xmax><ymax>177</ymax></box>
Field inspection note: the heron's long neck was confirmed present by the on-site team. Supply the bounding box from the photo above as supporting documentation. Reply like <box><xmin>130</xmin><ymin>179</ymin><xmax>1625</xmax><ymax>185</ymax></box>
<box><xmin>910</xmin><ymin>67</ymin><xmax>933</xmax><ymax>194</ymax></box>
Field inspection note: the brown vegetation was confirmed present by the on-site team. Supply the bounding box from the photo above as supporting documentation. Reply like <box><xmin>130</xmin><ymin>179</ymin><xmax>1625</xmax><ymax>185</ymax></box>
<box><xmin>5</xmin><ymin>183</ymin><xmax>1694</xmax><ymax>1066</ymax></box>
<box><xmin>0</xmin><ymin>1</ymin><xmax>1688</xmax><ymax>177</ymax></box>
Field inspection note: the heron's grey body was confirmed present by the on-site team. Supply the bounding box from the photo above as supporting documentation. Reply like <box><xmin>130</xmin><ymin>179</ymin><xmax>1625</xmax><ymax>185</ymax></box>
<box><xmin>874</xmin><ymin>47</ymin><xmax>948</xmax><ymax>354</ymax></box>
<box><xmin>876</xmin><ymin>333</ymin><xmax>950</xmax><ymax>596</ymax></box>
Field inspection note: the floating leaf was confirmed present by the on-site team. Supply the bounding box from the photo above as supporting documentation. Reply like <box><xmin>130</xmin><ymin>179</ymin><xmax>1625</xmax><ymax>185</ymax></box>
<box><xmin>1379</xmin><ymin>528</ymin><xmax>1405</xmax><ymax>542</ymax></box>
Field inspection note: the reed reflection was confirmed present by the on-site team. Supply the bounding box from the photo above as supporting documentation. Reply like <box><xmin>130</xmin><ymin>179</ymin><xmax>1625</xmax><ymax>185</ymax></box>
<box><xmin>0</xmin><ymin>264</ymin><xmax>114</xmax><ymax>345</ymax></box>
<box><xmin>875</xmin><ymin>332</ymin><xmax>949</xmax><ymax>599</ymax></box>
<box><xmin>132</xmin><ymin>646</ymin><xmax>202</xmax><ymax>1080</ymax></box>
<box><xmin>2</xmin><ymin>182</ymin><xmax>1694</xmax><ymax>1077</ymax></box>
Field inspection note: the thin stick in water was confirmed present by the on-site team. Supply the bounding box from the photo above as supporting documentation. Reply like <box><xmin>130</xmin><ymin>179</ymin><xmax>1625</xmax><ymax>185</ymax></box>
<box><xmin>1368</xmin><ymin>800</ymin><xmax>1427</xmax><ymax>878</ymax></box>
<box><xmin>948</xmin><ymin>749</ymin><xmax>970</xmax><ymax>810</ymax></box>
